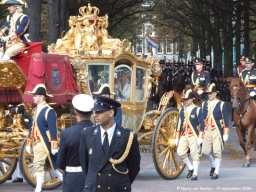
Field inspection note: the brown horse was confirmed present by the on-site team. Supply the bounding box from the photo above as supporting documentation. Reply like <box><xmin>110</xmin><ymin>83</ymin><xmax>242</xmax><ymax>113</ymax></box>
<box><xmin>229</xmin><ymin>77</ymin><xmax>256</xmax><ymax>166</ymax></box>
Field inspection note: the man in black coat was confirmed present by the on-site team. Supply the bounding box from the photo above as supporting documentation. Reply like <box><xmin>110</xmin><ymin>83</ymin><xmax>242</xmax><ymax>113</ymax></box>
<box><xmin>58</xmin><ymin>94</ymin><xmax>94</xmax><ymax>192</ymax></box>
<box><xmin>80</xmin><ymin>95</ymin><xmax>140</xmax><ymax>192</ymax></box>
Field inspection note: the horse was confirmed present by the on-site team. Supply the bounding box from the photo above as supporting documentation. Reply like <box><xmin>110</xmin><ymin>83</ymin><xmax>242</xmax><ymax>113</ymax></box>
<box><xmin>172</xmin><ymin>69</ymin><xmax>186</xmax><ymax>95</ymax></box>
<box><xmin>229</xmin><ymin>77</ymin><xmax>256</xmax><ymax>166</ymax></box>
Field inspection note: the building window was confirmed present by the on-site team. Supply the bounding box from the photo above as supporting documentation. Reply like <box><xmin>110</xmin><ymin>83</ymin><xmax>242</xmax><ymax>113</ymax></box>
<box><xmin>137</xmin><ymin>40</ymin><xmax>142</xmax><ymax>53</ymax></box>
<box><xmin>147</xmin><ymin>46</ymin><xmax>151</xmax><ymax>52</ymax></box>
<box><xmin>146</xmin><ymin>25</ymin><xmax>152</xmax><ymax>35</ymax></box>
<box><xmin>176</xmin><ymin>43</ymin><xmax>179</xmax><ymax>53</ymax></box>
<box><xmin>166</xmin><ymin>39</ymin><xmax>172</xmax><ymax>53</ymax></box>
<box><xmin>157</xmin><ymin>41</ymin><xmax>162</xmax><ymax>53</ymax></box>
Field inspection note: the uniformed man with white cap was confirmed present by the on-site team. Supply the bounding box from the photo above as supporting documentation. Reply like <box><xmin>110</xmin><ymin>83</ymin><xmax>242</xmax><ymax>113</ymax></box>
<box><xmin>58</xmin><ymin>94</ymin><xmax>94</xmax><ymax>192</ymax></box>
<box><xmin>79</xmin><ymin>95</ymin><xmax>140</xmax><ymax>192</ymax></box>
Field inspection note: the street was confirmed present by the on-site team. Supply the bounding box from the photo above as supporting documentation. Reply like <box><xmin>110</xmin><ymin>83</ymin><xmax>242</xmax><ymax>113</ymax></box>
<box><xmin>1</xmin><ymin>102</ymin><xmax>256</xmax><ymax>192</ymax></box>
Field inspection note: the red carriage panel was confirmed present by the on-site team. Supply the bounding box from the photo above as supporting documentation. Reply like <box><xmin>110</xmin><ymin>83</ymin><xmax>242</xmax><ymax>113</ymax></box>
<box><xmin>23</xmin><ymin>53</ymin><xmax>78</xmax><ymax>104</ymax></box>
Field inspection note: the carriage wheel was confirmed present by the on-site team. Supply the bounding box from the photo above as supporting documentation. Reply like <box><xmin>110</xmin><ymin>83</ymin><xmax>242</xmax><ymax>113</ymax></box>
<box><xmin>19</xmin><ymin>139</ymin><xmax>62</xmax><ymax>190</ymax></box>
<box><xmin>0</xmin><ymin>153</ymin><xmax>17</xmax><ymax>184</ymax></box>
<box><xmin>152</xmin><ymin>107</ymin><xmax>185</xmax><ymax>180</ymax></box>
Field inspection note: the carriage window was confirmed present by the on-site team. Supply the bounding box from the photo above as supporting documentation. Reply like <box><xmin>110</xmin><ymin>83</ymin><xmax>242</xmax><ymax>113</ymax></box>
<box><xmin>135</xmin><ymin>67</ymin><xmax>146</xmax><ymax>102</ymax></box>
<box><xmin>88</xmin><ymin>65</ymin><xmax>110</xmax><ymax>94</ymax></box>
<box><xmin>114</xmin><ymin>65</ymin><xmax>132</xmax><ymax>101</ymax></box>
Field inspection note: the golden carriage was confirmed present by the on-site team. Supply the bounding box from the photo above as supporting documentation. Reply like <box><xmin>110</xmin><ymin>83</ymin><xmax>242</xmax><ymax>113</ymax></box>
<box><xmin>0</xmin><ymin>4</ymin><xmax>185</xmax><ymax>189</ymax></box>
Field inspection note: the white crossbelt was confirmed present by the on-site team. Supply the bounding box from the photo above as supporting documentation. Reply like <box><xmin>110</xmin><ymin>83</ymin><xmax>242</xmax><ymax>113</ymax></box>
<box><xmin>65</xmin><ymin>166</ymin><xmax>82</xmax><ymax>172</ymax></box>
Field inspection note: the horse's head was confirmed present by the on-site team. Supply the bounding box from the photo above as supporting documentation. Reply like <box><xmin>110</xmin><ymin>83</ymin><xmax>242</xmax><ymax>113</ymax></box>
<box><xmin>229</xmin><ymin>77</ymin><xmax>248</xmax><ymax>109</ymax></box>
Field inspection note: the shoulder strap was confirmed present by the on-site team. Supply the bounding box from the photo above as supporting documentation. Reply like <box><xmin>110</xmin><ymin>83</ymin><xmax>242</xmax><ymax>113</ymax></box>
<box><xmin>196</xmin><ymin>107</ymin><xmax>200</xmax><ymax>117</ymax></box>
<box><xmin>44</xmin><ymin>107</ymin><xmax>52</xmax><ymax>121</ymax></box>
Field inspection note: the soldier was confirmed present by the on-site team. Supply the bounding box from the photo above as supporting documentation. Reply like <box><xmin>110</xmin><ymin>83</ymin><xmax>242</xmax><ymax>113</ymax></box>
<box><xmin>58</xmin><ymin>94</ymin><xmax>94</xmax><ymax>192</ymax></box>
<box><xmin>26</xmin><ymin>84</ymin><xmax>62</xmax><ymax>192</ymax></box>
<box><xmin>0</xmin><ymin>0</ymin><xmax>30</xmax><ymax>60</ymax></box>
<box><xmin>202</xmin><ymin>83</ymin><xmax>229</xmax><ymax>179</ymax></box>
<box><xmin>240</xmin><ymin>57</ymin><xmax>256</xmax><ymax>98</ymax></box>
<box><xmin>175</xmin><ymin>89</ymin><xmax>205</xmax><ymax>180</ymax></box>
<box><xmin>190</xmin><ymin>58</ymin><xmax>211</xmax><ymax>100</ymax></box>
<box><xmin>79</xmin><ymin>95</ymin><xmax>140</xmax><ymax>191</ymax></box>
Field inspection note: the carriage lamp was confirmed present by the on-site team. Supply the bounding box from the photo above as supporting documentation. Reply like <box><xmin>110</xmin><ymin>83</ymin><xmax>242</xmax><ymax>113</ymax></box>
<box><xmin>152</xmin><ymin>60</ymin><xmax>162</xmax><ymax>93</ymax></box>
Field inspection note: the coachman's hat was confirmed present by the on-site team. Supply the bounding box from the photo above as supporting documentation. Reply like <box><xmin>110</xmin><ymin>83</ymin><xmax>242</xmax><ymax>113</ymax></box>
<box><xmin>91</xmin><ymin>95</ymin><xmax>121</xmax><ymax>112</ymax></box>
<box><xmin>72</xmin><ymin>94</ymin><xmax>94</xmax><ymax>115</ymax></box>
<box><xmin>92</xmin><ymin>83</ymin><xmax>115</xmax><ymax>96</ymax></box>
<box><xmin>0</xmin><ymin>0</ymin><xmax>27</xmax><ymax>7</ymax></box>
<box><xmin>205</xmin><ymin>83</ymin><xmax>217</xmax><ymax>93</ymax></box>
<box><xmin>181</xmin><ymin>89</ymin><xmax>194</xmax><ymax>99</ymax></box>
<box><xmin>28</xmin><ymin>84</ymin><xmax>53</xmax><ymax>97</ymax></box>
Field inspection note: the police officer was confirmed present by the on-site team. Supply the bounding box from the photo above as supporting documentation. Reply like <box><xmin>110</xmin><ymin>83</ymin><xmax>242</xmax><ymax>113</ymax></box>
<box><xmin>175</xmin><ymin>89</ymin><xmax>205</xmax><ymax>180</ymax></box>
<box><xmin>79</xmin><ymin>95</ymin><xmax>140</xmax><ymax>192</ymax></box>
<box><xmin>202</xmin><ymin>83</ymin><xmax>229</xmax><ymax>179</ymax></box>
<box><xmin>0</xmin><ymin>0</ymin><xmax>30</xmax><ymax>60</ymax></box>
<box><xmin>190</xmin><ymin>58</ymin><xmax>211</xmax><ymax>100</ymax></box>
<box><xmin>93</xmin><ymin>83</ymin><xmax>122</xmax><ymax>126</ymax></box>
<box><xmin>26</xmin><ymin>84</ymin><xmax>62</xmax><ymax>192</ymax></box>
<box><xmin>58</xmin><ymin>94</ymin><xmax>94</xmax><ymax>192</ymax></box>
<box><xmin>240</xmin><ymin>57</ymin><xmax>256</xmax><ymax>98</ymax></box>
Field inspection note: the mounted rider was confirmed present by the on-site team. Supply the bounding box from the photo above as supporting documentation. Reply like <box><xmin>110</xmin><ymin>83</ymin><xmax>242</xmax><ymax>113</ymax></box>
<box><xmin>190</xmin><ymin>58</ymin><xmax>211</xmax><ymax>100</ymax></box>
<box><xmin>239</xmin><ymin>57</ymin><xmax>256</xmax><ymax>99</ymax></box>
<box><xmin>0</xmin><ymin>0</ymin><xmax>30</xmax><ymax>60</ymax></box>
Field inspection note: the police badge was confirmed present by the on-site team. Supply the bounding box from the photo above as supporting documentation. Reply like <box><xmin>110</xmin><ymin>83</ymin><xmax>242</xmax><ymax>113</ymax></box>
<box><xmin>51</xmin><ymin>63</ymin><xmax>59</xmax><ymax>84</ymax></box>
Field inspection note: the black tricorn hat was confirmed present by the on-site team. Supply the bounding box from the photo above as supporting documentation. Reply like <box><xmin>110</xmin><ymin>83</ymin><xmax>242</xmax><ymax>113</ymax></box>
<box><xmin>205</xmin><ymin>83</ymin><xmax>217</xmax><ymax>93</ymax></box>
<box><xmin>93</xmin><ymin>83</ymin><xmax>115</xmax><ymax>96</ymax></box>
<box><xmin>1</xmin><ymin>0</ymin><xmax>27</xmax><ymax>7</ymax></box>
<box><xmin>181</xmin><ymin>89</ymin><xmax>194</xmax><ymax>99</ymax></box>
<box><xmin>28</xmin><ymin>84</ymin><xmax>53</xmax><ymax>97</ymax></box>
<box><xmin>91</xmin><ymin>95</ymin><xmax>121</xmax><ymax>112</ymax></box>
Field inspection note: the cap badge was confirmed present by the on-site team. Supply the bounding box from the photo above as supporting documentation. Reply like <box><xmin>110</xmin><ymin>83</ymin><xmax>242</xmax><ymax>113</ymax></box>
<box><xmin>116</xmin><ymin>130</ymin><xmax>121</xmax><ymax>137</ymax></box>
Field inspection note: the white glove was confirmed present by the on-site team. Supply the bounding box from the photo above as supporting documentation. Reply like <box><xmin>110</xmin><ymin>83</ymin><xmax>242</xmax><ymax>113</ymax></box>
<box><xmin>197</xmin><ymin>138</ymin><xmax>203</xmax><ymax>145</ymax></box>
<box><xmin>175</xmin><ymin>139</ymin><xmax>179</xmax><ymax>146</ymax></box>
<box><xmin>223</xmin><ymin>135</ymin><xmax>228</xmax><ymax>142</ymax></box>
<box><xmin>249</xmin><ymin>91</ymin><xmax>256</xmax><ymax>97</ymax></box>
<box><xmin>197</xmin><ymin>90</ymin><xmax>203</xmax><ymax>95</ymax></box>
<box><xmin>26</xmin><ymin>146</ymin><xmax>32</xmax><ymax>154</ymax></box>
<box><xmin>51</xmin><ymin>148</ymin><xmax>58</xmax><ymax>155</ymax></box>
<box><xmin>1</xmin><ymin>36</ymin><xmax>9</xmax><ymax>42</ymax></box>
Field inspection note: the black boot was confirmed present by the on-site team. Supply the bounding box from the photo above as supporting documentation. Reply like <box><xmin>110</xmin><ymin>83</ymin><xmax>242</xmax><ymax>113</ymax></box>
<box><xmin>187</xmin><ymin>169</ymin><xmax>194</xmax><ymax>178</ymax></box>
<box><xmin>209</xmin><ymin>167</ymin><xmax>215</xmax><ymax>176</ymax></box>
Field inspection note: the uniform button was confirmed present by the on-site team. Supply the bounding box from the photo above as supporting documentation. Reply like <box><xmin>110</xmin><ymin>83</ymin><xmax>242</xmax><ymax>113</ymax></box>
<box><xmin>108</xmin><ymin>187</ymin><xmax>111</xmax><ymax>190</ymax></box>
<box><xmin>124</xmin><ymin>187</ymin><xmax>127</xmax><ymax>190</ymax></box>
<box><xmin>85</xmin><ymin>186</ymin><xmax>88</xmax><ymax>188</ymax></box>
<box><xmin>98</xmin><ymin>173</ymin><xmax>101</xmax><ymax>176</ymax></box>
<box><xmin>98</xmin><ymin>185</ymin><xmax>101</xmax><ymax>188</ymax></box>
<box><xmin>108</xmin><ymin>174</ymin><xmax>111</xmax><ymax>177</ymax></box>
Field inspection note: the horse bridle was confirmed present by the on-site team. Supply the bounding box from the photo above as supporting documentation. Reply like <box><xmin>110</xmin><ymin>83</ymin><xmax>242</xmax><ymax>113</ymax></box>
<box><xmin>231</xmin><ymin>86</ymin><xmax>251</xmax><ymax>119</ymax></box>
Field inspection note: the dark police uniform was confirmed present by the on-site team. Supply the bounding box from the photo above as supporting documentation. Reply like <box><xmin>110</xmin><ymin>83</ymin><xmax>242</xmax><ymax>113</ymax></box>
<box><xmin>58</xmin><ymin>120</ymin><xmax>93</xmax><ymax>192</ymax></box>
<box><xmin>58</xmin><ymin>94</ymin><xmax>94</xmax><ymax>192</ymax></box>
<box><xmin>79</xmin><ymin>96</ymin><xmax>140</xmax><ymax>192</ymax></box>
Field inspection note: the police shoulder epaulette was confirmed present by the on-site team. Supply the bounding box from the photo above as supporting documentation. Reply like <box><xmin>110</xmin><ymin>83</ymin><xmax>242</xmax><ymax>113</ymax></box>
<box><xmin>83</xmin><ymin>125</ymin><xmax>95</xmax><ymax>131</ymax></box>
<box><xmin>123</xmin><ymin>127</ymin><xmax>133</xmax><ymax>132</ymax></box>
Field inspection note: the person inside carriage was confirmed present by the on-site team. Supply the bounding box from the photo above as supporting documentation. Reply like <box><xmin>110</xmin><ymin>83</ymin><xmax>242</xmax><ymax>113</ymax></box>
<box><xmin>0</xmin><ymin>0</ymin><xmax>30</xmax><ymax>61</ymax></box>
<box><xmin>190</xmin><ymin>58</ymin><xmax>211</xmax><ymax>100</ymax></box>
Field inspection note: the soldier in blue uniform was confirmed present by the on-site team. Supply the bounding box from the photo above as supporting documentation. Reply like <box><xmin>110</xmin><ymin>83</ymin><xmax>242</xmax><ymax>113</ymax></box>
<box><xmin>26</xmin><ymin>84</ymin><xmax>62</xmax><ymax>192</ymax></box>
<box><xmin>202</xmin><ymin>83</ymin><xmax>229</xmax><ymax>180</ymax></box>
<box><xmin>79</xmin><ymin>95</ymin><xmax>140</xmax><ymax>192</ymax></box>
<box><xmin>175</xmin><ymin>89</ymin><xmax>205</xmax><ymax>180</ymax></box>
<box><xmin>93</xmin><ymin>83</ymin><xmax>122</xmax><ymax>126</ymax></box>
<box><xmin>190</xmin><ymin>58</ymin><xmax>211</xmax><ymax>100</ymax></box>
<box><xmin>240</xmin><ymin>57</ymin><xmax>256</xmax><ymax>98</ymax></box>
<box><xmin>58</xmin><ymin>94</ymin><xmax>94</xmax><ymax>192</ymax></box>
<box><xmin>0</xmin><ymin>0</ymin><xmax>30</xmax><ymax>60</ymax></box>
